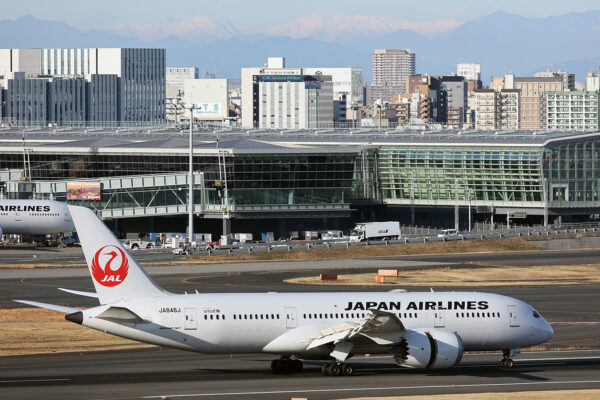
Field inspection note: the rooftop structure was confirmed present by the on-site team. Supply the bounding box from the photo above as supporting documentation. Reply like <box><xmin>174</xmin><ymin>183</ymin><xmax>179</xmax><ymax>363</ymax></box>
<box><xmin>1</xmin><ymin>129</ymin><xmax>597</xmax><ymax>233</ymax></box>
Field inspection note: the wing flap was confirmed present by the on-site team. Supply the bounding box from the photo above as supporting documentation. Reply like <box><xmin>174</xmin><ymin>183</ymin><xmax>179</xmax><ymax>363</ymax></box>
<box><xmin>308</xmin><ymin>309</ymin><xmax>406</xmax><ymax>350</ymax></box>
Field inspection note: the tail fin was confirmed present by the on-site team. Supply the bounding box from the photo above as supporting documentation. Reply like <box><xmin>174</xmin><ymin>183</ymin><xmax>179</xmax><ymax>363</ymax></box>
<box><xmin>69</xmin><ymin>205</ymin><xmax>166</xmax><ymax>304</ymax></box>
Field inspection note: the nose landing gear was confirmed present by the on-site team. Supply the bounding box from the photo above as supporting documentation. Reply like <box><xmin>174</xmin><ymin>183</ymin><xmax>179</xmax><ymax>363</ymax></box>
<box><xmin>500</xmin><ymin>348</ymin><xmax>520</xmax><ymax>368</ymax></box>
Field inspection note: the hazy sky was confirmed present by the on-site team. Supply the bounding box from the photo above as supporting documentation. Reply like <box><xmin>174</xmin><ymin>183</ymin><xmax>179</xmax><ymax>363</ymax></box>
<box><xmin>1</xmin><ymin>0</ymin><xmax>599</xmax><ymax>29</ymax></box>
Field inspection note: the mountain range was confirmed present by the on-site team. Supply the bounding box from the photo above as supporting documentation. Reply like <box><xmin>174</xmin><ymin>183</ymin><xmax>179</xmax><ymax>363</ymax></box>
<box><xmin>1</xmin><ymin>11</ymin><xmax>600</xmax><ymax>83</ymax></box>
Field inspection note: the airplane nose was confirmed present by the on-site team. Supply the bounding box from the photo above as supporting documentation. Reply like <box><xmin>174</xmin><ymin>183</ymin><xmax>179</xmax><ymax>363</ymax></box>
<box><xmin>541</xmin><ymin>321</ymin><xmax>554</xmax><ymax>342</ymax></box>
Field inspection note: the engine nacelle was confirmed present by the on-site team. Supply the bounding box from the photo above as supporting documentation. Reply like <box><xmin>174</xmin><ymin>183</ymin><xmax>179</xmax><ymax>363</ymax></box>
<box><xmin>391</xmin><ymin>328</ymin><xmax>464</xmax><ymax>369</ymax></box>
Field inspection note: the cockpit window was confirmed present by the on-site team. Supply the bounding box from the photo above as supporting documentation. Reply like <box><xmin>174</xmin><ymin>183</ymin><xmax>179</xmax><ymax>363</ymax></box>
<box><xmin>532</xmin><ymin>310</ymin><xmax>541</xmax><ymax>318</ymax></box>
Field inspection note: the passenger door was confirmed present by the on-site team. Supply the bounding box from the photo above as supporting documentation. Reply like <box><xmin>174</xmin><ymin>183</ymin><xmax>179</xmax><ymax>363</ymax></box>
<box><xmin>184</xmin><ymin>308</ymin><xmax>197</xmax><ymax>330</ymax></box>
<box><xmin>434</xmin><ymin>310</ymin><xmax>445</xmax><ymax>328</ymax></box>
<box><xmin>285</xmin><ymin>307</ymin><xmax>297</xmax><ymax>329</ymax></box>
<box><xmin>507</xmin><ymin>305</ymin><xmax>519</xmax><ymax>327</ymax></box>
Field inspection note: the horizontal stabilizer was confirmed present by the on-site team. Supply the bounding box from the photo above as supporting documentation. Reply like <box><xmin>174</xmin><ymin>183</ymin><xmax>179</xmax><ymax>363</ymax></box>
<box><xmin>13</xmin><ymin>299</ymin><xmax>81</xmax><ymax>314</ymax></box>
<box><xmin>58</xmin><ymin>288</ymin><xmax>99</xmax><ymax>298</ymax></box>
<box><xmin>96</xmin><ymin>306</ymin><xmax>144</xmax><ymax>323</ymax></box>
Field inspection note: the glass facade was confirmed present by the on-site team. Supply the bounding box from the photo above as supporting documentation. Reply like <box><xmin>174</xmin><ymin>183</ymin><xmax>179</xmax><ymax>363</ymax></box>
<box><xmin>0</xmin><ymin>150</ymin><xmax>361</xmax><ymax>208</ymax></box>
<box><xmin>543</xmin><ymin>136</ymin><xmax>600</xmax><ymax>204</ymax></box>
<box><xmin>379</xmin><ymin>146</ymin><xmax>544</xmax><ymax>206</ymax></box>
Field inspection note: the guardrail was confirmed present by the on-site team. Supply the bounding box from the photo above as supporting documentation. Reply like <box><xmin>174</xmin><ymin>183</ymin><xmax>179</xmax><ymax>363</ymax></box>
<box><xmin>168</xmin><ymin>222</ymin><xmax>600</xmax><ymax>258</ymax></box>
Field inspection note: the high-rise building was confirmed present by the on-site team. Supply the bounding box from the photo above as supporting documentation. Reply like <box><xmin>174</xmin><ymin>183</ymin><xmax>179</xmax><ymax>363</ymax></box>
<box><xmin>0</xmin><ymin>48</ymin><xmax>166</xmax><ymax>124</ymax></box>
<box><xmin>457</xmin><ymin>63</ymin><xmax>481</xmax><ymax>81</ymax></box>
<box><xmin>546</xmin><ymin>91</ymin><xmax>600</xmax><ymax>131</ymax></box>
<box><xmin>368</xmin><ymin>49</ymin><xmax>415</xmax><ymax>105</ymax></box>
<box><xmin>241</xmin><ymin>57</ymin><xmax>356</xmax><ymax>129</ymax></box>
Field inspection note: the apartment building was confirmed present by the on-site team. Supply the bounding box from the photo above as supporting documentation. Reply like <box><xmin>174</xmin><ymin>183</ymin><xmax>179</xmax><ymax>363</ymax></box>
<box><xmin>503</xmin><ymin>74</ymin><xmax>565</xmax><ymax>130</ymax></box>
<box><xmin>472</xmin><ymin>89</ymin><xmax>519</xmax><ymax>130</ymax></box>
<box><xmin>368</xmin><ymin>49</ymin><xmax>415</xmax><ymax>105</ymax></box>
<box><xmin>546</xmin><ymin>91</ymin><xmax>600</xmax><ymax>131</ymax></box>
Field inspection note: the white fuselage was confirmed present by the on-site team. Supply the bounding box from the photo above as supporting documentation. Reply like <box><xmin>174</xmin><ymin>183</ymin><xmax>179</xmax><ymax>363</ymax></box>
<box><xmin>0</xmin><ymin>200</ymin><xmax>74</xmax><ymax>235</ymax></box>
<box><xmin>80</xmin><ymin>291</ymin><xmax>553</xmax><ymax>358</ymax></box>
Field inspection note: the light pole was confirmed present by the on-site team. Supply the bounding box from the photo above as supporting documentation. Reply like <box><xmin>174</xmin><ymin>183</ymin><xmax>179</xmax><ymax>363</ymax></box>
<box><xmin>188</xmin><ymin>104</ymin><xmax>196</xmax><ymax>249</ymax></box>
<box><xmin>468</xmin><ymin>188</ymin><xmax>472</xmax><ymax>232</ymax></box>
<box><xmin>409</xmin><ymin>171</ymin><xmax>415</xmax><ymax>226</ymax></box>
<box><xmin>543</xmin><ymin>177</ymin><xmax>548</xmax><ymax>226</ymax></box>
<box><xmin>454</xmin><ymin>178</ymin><xmax>459</xmax><ymax>231</ymax></box>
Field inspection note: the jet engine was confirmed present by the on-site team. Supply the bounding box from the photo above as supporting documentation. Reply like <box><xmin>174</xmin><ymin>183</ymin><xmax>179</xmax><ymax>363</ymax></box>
<box><xmin>391</xmin><ymin>328</ymin><xmax>464</xmax><ymax>369</ymax></box>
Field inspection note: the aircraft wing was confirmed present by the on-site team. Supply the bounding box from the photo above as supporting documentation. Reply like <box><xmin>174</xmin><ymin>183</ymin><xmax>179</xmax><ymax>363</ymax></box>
<box><xmin>307</xmin><ymin>309</ymin><xmax>406</xmax><ymax>361</ymax></box>
<box><xmin>13</xmin><ymin>299</ymin><xmax>81</xmax><ymax>314</ymax></box>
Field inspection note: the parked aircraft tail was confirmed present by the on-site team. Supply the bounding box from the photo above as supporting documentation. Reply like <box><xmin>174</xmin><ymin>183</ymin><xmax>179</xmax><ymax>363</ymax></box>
<box><xmin>68</xmin><ymin>205</ymin><xmax>167</xmax><ymax>304</ymax></box>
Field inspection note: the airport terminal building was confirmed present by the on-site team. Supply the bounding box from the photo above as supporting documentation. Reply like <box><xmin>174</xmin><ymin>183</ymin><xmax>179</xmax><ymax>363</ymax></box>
<box><xmin>0</xmin><ymin>129</ymin><xmax>599</xmax><ymax>236</ymax></box>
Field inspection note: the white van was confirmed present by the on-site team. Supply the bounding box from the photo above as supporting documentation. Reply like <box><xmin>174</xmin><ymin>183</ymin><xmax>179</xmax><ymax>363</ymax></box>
<box><xmin>437</xmin><ymin>229</ymin><xmax>458</xmax><ymax>238</ymax></box>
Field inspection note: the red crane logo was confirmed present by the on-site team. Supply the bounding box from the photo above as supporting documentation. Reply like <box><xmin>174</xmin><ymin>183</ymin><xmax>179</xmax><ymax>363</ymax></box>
<box><xmin>91</xmin><ymin>245</ymin><xmax>129</xmax><ymax>287</ymax></box>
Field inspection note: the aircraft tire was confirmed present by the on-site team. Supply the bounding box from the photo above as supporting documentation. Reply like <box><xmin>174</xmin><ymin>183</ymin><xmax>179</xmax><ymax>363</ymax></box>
<box><xmin>342</xmin><ymin>364</ymin><xmax>354</xmax><ymax>376</ymax></box>
<box><xmin>329</xmin><ymin>363</ymin><xmax>342</xmax><ymax>376</ymax></box>
<box><xmin>291</xmin><ymin>359</ymin><xmax>303</xmax><ymax>373</ymax></box>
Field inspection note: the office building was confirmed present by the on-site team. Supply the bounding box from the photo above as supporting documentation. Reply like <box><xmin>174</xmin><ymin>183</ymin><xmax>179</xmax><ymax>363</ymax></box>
<box><xmin>166</xmin><ymin>67</ymin><xmax>199</xmax><ymax>97</ymax></box>
<box><xmin>457</xmin><ymin>63</ymin><xmax>481</xmax><ymax>81</ymax></box>
<box><xmin>534</xmin><ymin>70</ymin><xmax>575</xmax><ymax>91</ymax></box>
<box><xmin>2</xmin><ymin>71</ymin><xmax>119</xmax><ymax>126</ymax></box>
<box><xmin>368</xmin><ymin>49</ymin><xmax>415</xmax><ymax>105</ymax></box>
<box><xmin>241</xmin><ymin>58</ymin><xmax>341</xmax><ymax>129</ymax></box>
<box><xmin>546</xmin><ymin>91</ymin><xmax>600</xmax><ymax>131</ymax></box>
<box><xmin>303</xmin><ymin>67</ymin><xmax>363</xmax><ymax>118</ymax></box>
<box><xmin>0</xmin><ymin>48</ymin><xmax>166</xmax><ymax>124</ymax></box>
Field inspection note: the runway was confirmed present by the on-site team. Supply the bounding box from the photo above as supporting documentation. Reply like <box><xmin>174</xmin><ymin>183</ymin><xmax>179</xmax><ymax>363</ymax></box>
<box><xmin>2</xmin><ymin>349</ymin><xmax>600</xmax><ymax>400</ymax></box>
<box><xmin>2</xmin><ymin>248</ymin><xmax>600</xmax><ymax>399</ymax></box>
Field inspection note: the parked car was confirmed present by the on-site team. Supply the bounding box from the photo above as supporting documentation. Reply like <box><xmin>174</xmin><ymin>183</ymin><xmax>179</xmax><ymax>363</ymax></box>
<box><xmin>437</xmin><ymin>229</ymin><xmax>459</xmax><ymax>239</ymax></box>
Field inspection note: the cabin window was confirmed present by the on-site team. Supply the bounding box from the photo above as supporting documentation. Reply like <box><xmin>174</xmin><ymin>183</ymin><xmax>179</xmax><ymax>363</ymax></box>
<box><xmin>210</xmin><ymin>315</ymin><xmax>213</xmax><ymax>320</ymax></box>
<box><xmin>204</xmin><ymin>315</ymin><xmax>207</xmax><ymax>320</ymax></box>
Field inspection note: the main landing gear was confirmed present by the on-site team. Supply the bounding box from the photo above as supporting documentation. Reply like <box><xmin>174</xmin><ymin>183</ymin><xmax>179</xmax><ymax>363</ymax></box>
<box><xmin>500</xmin><ymin>349</ymin><xmax>518</xmax><ymax>368</ymax></box>
<box><xmin>321</xmin><ymin>362</ymin><xmax>354</xmax><ymax>376</ymax></box>
<box><xmin>271</xmin><ymin>358</ymin><xmax>303</xmax><ymax>374</ymax></box>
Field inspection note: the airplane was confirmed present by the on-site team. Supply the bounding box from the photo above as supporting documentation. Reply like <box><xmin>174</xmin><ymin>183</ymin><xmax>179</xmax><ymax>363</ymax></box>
<box><xmin>0</xmin><ymin>199</ymin><xmax>74</xmax><ymax>238</ymax></box>
<box><xmin>15</xmin><ymin>205</ymin><xmax>554</xmax><ymax>376</ymax></box>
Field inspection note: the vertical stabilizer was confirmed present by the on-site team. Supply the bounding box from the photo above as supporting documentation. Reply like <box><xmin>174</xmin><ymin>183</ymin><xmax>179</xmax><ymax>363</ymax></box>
<box><xmin>68</xmin><ymin>205</ymin><xmax>166</xmax><ymax>304</ymax></box>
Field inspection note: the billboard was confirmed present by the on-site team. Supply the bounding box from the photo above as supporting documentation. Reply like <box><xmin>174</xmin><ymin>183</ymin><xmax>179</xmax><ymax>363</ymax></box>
<box><xmin>194</xmin><ymin>103</ymin><xmax>222</xmax><ymax>115</ymax></box>
<box><xmin>66</xmin><ymin>181</ymin><xmax>101</xmax><ymax>201</ymax></box>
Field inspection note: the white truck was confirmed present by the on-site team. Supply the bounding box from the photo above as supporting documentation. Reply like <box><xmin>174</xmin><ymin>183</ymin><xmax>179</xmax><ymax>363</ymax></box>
<box><xmin>122</xmin><ymin>239</ymin><xmax>155</xmax><ymax>250</ymax></box>
<box><xmin>349</xmin><ymin>221</ymin><xmax>401</xmax><ymax>242</ymax></box>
